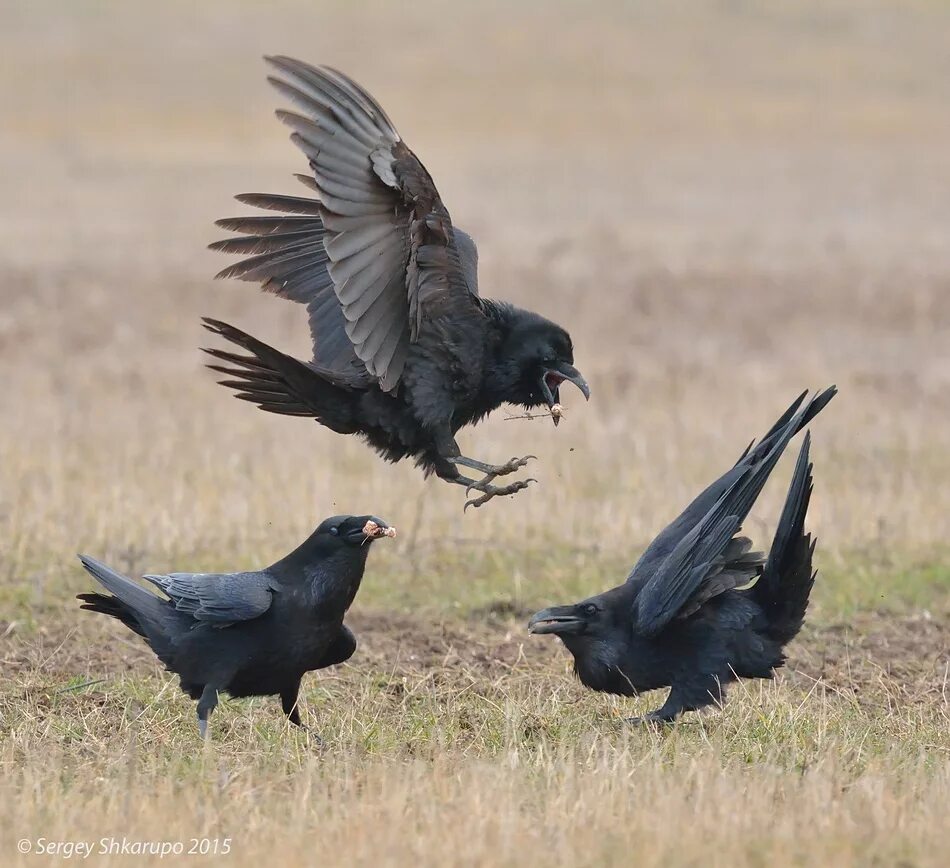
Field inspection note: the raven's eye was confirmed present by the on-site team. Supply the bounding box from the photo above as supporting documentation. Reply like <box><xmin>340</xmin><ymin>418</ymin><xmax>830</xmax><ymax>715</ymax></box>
<box><xmin>583</xmin><ymin>604</ymin><xmax>598</xmax><ymax>616</ymax></box>
<box><xmin>329</xmin><ymin>526</ymin><xmax>340</xmax><ymax>537</ymax></box>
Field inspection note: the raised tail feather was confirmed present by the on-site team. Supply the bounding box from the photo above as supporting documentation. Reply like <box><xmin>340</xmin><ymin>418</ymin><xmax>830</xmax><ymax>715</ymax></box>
<box><xmin>201</xmin><ymin>318</ymin><xmax>359</xmax><ymax>433</ymax></box>
<box><xmin>76</xmin><ymin>555</ymin><xmax>175</xmax><ymax>664</ymax></box>
<box><xmin>753</xmin><ymin>433</ymin><xmax>817</xmax><ymax>645</ymax></box>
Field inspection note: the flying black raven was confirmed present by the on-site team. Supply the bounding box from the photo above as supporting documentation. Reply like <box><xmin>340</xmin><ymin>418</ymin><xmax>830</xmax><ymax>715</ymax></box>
<box><xmin>77</xmin><ymin>515</ymin><xmax>395</xmax><ymax>739</ymax></box>
<box><xmin>203</xmin><ymin>57</ymin><xmax>589</xmax><ymax>509</ymax></box>
<box><xmin>528</xmin><ymin>388</ymin><xmax>835</xmax><ymax>723</ymax></box>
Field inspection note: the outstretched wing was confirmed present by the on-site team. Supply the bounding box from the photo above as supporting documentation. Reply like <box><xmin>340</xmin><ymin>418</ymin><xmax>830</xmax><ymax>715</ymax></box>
<box><xmin>629</xmin><ymin>387</ymin><xmax>834</xmax><ymax>635</ymax></box>
<box><xmin>211</xmin><ymin>57</ymin><xmax>482</xmax><ymax>392</ymax></box>
<box><xmin>143</xmin><ymin>570</ymin><xmax>277</xmax><ymax>627</ymax></box>
<box><xmin>628</xmin><ymin>388</ymin><xmax>834</xmax><ymax>585</ymax></box>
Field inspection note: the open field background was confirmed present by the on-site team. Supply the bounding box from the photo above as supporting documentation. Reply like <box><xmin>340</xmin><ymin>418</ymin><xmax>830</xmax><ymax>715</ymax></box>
<box><xmin>1</xmin><ymin>1</ymin><xmax>949</xmax><ymax>865</ymax></box>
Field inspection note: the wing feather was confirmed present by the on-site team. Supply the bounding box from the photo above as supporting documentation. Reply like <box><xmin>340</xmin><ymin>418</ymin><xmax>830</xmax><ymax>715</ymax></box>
<box><xmin>324</xmin><ymin>220</ymin><xmax>398</xmax><ymax>260</ymax></box>
<box><xmin>629</xmin><ymin>388</ymin><xmax>835</xmax><ymax>635</ymax></box>
<box><xmin>215</xmin><ymin>215</ymin><xmax>323</xmax><ymax>235</ymax></box>
<box><xmin>234</xmin><ymin>192</ymin><xmax>323</xmax><ymax>214</ymax></box>
<box><xmin>211</xmin><ymin>57</ymin><xmax>482</xmax><ymax>390</ymax></box>
<box><xmin>215</xmin><ymin>243</ymin><xmax>328</xmax><ymax>283</ymax></box>
<box><xmin>209</xmin><ymin>229</ymin><xmax>317</xmax><ymax>256</ymax></box>
<box><xmin>143</xmin><ymin>571</ymin><xmax>276</xmax><ymax>627</ymax></box>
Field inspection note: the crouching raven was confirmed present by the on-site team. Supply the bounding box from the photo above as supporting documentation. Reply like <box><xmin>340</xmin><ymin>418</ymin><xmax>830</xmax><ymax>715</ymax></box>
<box><xmin>77</xmin><ymin>515</ymin><xmax>395</xmax><ymax>739</ymax></box>
<box><xmin>529</xmin><ymin>388</ymin><xmax>835</xmax><ymax>723</ymax></box>
<box><xmin>204</xmin><ymin>57</ymin><xmax>589</xmax><ymax>509</ymax></box>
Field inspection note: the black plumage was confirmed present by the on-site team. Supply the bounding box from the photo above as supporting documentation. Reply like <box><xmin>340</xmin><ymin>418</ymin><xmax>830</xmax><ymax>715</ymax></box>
<box><xmin>77</xmin><ymin>515</ymin><xmax>395</xmax><ymax>739</ymax></box>
<box><xmin>204</xmin><ymin>57</ymin><xmax>589</xmax><ymax>509</ymax></box>
<box><xmin>528</xmin><ymin>388</ymin><xmax>835</xmax><ymax>723</ymax></box>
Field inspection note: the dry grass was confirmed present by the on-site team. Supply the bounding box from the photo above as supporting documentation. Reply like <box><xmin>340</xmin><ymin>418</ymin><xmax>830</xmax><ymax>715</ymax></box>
<box><xmin>1</xmin><ymin>1</ymin><xmax>949</xmax><ymax>865</ymax></box>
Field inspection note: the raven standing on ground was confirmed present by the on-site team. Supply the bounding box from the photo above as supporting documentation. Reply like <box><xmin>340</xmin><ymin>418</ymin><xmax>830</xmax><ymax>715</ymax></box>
<box><xmin>77</xmin><ymin>515</ymin><xmax>395</xmax><ymax>739</ymax></box>
<box><xmin>528</xmin><ymin>388</ymin><xmax>835</xmax><ymax>723</ymax></box>
<box><xmin>204</xmin><ymin>57</ymin><xmax>589</xmax><ymax>509</ymax></box>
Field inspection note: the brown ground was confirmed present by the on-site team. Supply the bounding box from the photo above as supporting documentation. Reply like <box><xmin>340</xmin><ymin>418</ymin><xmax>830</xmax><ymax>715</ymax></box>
<box><xmin>5</xmin><ymin>608</ymin><xmax>947</xmax><ymax>713</ymax></box>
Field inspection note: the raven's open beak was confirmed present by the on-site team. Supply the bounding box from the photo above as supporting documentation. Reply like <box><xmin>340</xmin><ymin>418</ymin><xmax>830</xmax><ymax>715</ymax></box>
<box><xmin>540</xmin><ymin>362</ymin><xmax>590</xmax><ymax>426</ymax></box>
<box><xmin>528</xmin><ymin>605</ymin><xmax>586</xmax><ymax>635</ymax></box>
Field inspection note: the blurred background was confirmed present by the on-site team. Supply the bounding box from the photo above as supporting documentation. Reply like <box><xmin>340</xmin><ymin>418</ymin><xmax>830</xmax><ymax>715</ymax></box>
<box><xmin>1</xmin><ymin>0</ymin><xmax>948</xmax><ymax>616</ymax></box>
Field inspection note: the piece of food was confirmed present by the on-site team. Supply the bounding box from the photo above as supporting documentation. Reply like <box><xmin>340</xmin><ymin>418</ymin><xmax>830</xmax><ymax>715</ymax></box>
<box><xmin>362</xmin><ymin>520</ymin><xmax>397</xmax><ymax>539</ymax></box>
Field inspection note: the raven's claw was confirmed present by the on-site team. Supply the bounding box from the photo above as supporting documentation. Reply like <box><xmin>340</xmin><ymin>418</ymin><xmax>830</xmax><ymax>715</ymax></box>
<box><xmin>297</xmin><ymin>725</ymin><xmax>326</xmax><ymax>749</ymax></box>
<box><xmin>448</xmin><ymin>454</ymin><xmax>538</xmax><ymax>509</ymax></box>
<box><xmin>464</xmin><ymin>478</ymin><xmax>537</xmax><ymax>511</ymax></box>
<box><xmin>463</xmin><ymin>455</ymin><xmax>536</xmax><ymax>494</ymax></box>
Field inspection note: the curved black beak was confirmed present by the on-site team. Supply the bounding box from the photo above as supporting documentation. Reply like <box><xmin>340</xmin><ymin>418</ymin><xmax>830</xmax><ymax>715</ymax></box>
<box><xmin>528</xmin><ymin>605</ymin><xmax>586</xmax><ymax>635</ymax></box>
<box><xmin>540</xmin><ymin>362</ymin><xmax>590</xmax><ymax>426</ymax></box>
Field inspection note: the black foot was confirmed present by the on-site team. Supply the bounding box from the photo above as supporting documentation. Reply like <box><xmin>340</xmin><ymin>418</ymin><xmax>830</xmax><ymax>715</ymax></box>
<box><xmin>450</xmin><ymin>455</ymin><xmax>537</xmax><ymax>510</ymax></box>
<box><xmin>472</xmin><ymin>455</ymin><xmax>537</xmax><ymax>479</ymax></box>
<box><xmin>445</xmin><ymin>454</ymin><xmax>539</xmax><ymax>510</ymax></box>
<box><xmin>464</xmin><ymin>478</ymin><xmax>537</xmax><ymax>510</ymax></box>
<box><xmin>293</xmin><ymin>724</ymin><xmax>326</xmax><ymax>748</ymax></box>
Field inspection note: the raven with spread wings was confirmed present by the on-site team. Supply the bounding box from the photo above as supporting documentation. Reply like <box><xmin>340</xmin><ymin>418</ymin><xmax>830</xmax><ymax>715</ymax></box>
<box><xmin>529</xmin><ymin>388</ymin><xmax>835</xmax><ymax>723</ymax></box>
<box><xmin>204</xmin><ymin>57</ymin><xmax>589</xmax><ymax>508</ymax></box>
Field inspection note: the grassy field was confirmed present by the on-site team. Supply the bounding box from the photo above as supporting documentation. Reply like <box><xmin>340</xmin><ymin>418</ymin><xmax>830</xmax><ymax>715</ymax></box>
<box><xmin>1</xmin><ymin>1</ymin><xmax>948</xmax><ymax>865</ymax></box>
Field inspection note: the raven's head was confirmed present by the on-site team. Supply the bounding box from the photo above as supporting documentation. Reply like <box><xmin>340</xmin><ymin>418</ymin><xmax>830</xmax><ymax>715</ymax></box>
<box><xmin>528</xmin><ymin>589</ymin><xmax>639</xmax><ymax>696</ymax></box>
<box><xmin>498</xmin><ymin>314</ymin><xmax>589</xmax><ymax>424</ymax></box>
<box><xmin>527</xmin><ymin>584</ymin><xmax>630</xmax><ymax>643</ymax></box>
<box><xmin>528</xmin><ymin>598</ymin><xmax>607</xmax><ymax>639</ymax></box>
<box><xmin>314</xmin><ymin>515</ymin><xmax>397</xmax><ymax>548</ymax></box>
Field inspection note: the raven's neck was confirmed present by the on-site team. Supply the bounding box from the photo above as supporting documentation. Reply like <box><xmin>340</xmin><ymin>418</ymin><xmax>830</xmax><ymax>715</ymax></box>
<box><xmin>476</xmin><ymin>300</ymin><xmax>529</xmax><ymax>407</ymax></box>
<box><xmin>269</xmin><ymin>533</ymin><xmax>370</xmax><ymax>609</ymax></box>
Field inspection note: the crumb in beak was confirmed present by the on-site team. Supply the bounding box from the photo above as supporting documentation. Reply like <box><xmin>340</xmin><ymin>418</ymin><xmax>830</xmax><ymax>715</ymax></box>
<box><xmin>362</xmin><ymin>520</ymin><xmax>397</xmax><ymax>539</ymax></box>
<box><xmin>550</xmin><ymin>403</ymin><xmax>564</xmax><ymax>420</ymax></box>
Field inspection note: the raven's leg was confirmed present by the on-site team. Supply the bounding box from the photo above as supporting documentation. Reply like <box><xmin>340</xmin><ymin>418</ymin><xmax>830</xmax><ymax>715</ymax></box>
<box><xmin>451</xmin><ymin>469</ymin><xmax>538</xmax><ymax>510</ymax></box>
<box><xmin>626</xmin><ymin>677</ymin><xmax>726</xmax><ymax>726</ymax></box>
<box><xmin>452</xmin><ymin>456</ymin><xmax>538</xmax><ymax>504</ymax></box>
<box><xmin>451</xmin><ymin>455</ymin><xmax>537</xmax><ymax>479</ymax></box>
<box><xmin>281</xmin><ymin>681</ymin><xmax>326</xmax><ymax>747</ymax></box>
<box><xmin>277</xmin><ymin>629</ymin><xmax>357</xmax><ymax>745</ymax></box>
<box><xmin>432</xmin><ymin>430</ymin><xmax>537</xmax><ymax>509</ymax></box>
<box><xmin>624</xmin><ymin>692</ymin><xmax>683</xmax><ymax>726</ymax></box>
<box><xmin>280</xmin><ymin>680</ymin><xmax>305</xmax><ymax>728</ymax></box>
<box><xmin>281</xmin><ymin>629</ymin><xmax>356</xmax><ymax>739</ymax></box>
<box><xmin>196</xmin><ymin>685</ymin><xmax>218</xmax><ymax>739</ymax></box>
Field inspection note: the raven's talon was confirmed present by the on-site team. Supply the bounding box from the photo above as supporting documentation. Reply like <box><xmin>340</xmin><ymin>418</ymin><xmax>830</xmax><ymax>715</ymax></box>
<box><xmin>495</xmin><ymin>455</ymin><xmax>536</xmax><ymax>475</ymax></box>
<box><xmin>304</xmin><ymin>729</ymin><xmax>327</xmax><ymax>748</ymax></box>
<box><xmin>464</xmin><ymin>456</ymin><xmax>537</xmax><ymax>495</ymax></box>
<box><xmin>290</xmin><ymin>722</ymin><xmax>327</xmax><ymax>748</ymax></box>
<box><xmin>463</xmin><ymin>478</ymin><xmax>536</xmax><ymax>510</ymax></box>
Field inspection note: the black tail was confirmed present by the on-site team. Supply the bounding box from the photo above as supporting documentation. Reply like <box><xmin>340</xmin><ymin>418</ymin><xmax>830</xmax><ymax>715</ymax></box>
<box><xmin>201</xmin><ymin>318</ymin><xmax>359</xmax><ymax>433</ymax></box>
<box><xmin>77</xmin><ymin>592</ymin><xmax>150</xmax><ymax>639</ymax></box>
<box><xmin>753</xmin><ymin>434</ymin><xmax>817</xmax><ymax>645</ymax></box>
<box><xmin>76</xmin><ymin>555</ymin><xmax>176</xmax><ymax>665</ymax></box>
